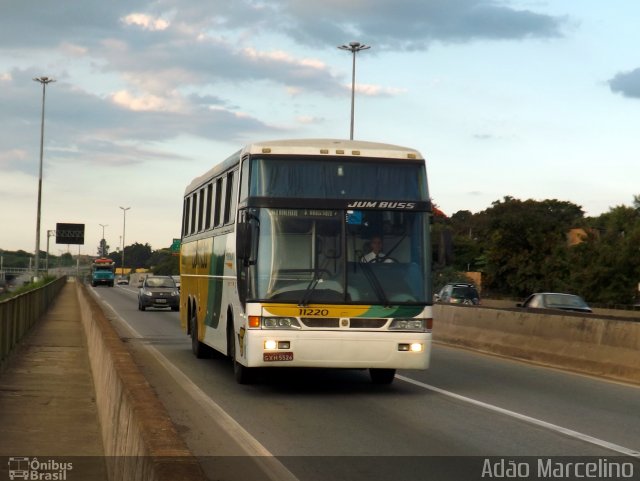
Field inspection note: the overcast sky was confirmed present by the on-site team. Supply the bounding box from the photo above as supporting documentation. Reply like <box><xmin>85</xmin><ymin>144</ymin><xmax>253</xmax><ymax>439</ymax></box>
<box><xmin>1</xmin><ymin>0</ymin><xmax>639</xmax><ymax>254</ymax></box>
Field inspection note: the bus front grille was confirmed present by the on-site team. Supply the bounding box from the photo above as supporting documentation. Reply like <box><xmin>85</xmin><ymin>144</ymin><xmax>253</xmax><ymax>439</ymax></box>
<box><xmin>300</xmin><ymin>318</ymin><xmax>341</xmax><ymax>328</ymax></box>
<box><xmin>300</xmin><ymin>318</ymin><xmax>388</xmax><ymax>329</ymax></box>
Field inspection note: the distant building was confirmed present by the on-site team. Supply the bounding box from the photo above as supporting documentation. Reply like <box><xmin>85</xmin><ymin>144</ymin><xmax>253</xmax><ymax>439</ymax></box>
<box><xmin>465</xmin><ymin>271</ymin><xmax>483</xmax><ymax>292</ymax></box>
<box><xmin>567</xmin><ymin>228</ymin><xmax>598</xmax><ymax>246</ymax></box>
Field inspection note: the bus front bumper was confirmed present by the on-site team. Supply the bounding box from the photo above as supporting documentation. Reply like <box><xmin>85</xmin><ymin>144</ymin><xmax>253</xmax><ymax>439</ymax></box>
<box><xmin>243</xmin><ymin>330</ymin><xmax>431</xmax><ymax>370</ymax></box>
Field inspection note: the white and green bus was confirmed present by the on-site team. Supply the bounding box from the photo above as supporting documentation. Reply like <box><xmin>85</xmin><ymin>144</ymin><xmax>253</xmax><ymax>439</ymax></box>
<box><xmin>180</xmin><ymin>139</ymin><xmax>433</xmax><ymax>384</ymax></box>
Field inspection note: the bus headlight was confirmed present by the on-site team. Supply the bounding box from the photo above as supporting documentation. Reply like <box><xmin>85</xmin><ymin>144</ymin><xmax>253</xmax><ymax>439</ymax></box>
<box><xmin>262</xmin><ymin>317</ymin><xmax>301</xmax><ymax>329</ymax></box>
<box><xmin>389</xmin><ymin>319</ymin><xmax>426</xmax><ymax>331</ymax></box>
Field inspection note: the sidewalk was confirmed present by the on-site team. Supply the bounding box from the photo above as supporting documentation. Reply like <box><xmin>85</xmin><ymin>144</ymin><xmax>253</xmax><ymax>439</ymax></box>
<box><xmin>0</xmin><ymin>279</ymin><xmax>107</xmax><ymax>476</ymax></box>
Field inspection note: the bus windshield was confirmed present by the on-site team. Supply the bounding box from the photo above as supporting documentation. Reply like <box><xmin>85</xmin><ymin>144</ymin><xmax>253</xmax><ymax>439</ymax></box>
<box><xmin>250</xmin><ymin>157</ymin><xmax>428</xmax><ymax>200</ymax></box>
<box><xmin>248</xmin><ymin>208</ymin><xmax>431</xmax><ymax>305</ymax></box>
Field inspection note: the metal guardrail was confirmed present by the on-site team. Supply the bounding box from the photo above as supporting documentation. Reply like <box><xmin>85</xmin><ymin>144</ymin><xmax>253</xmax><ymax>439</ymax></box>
<box><xmin>0</xmin><ymin>276</ymin><xmax>67</xmax><ymax>369</ymax></box>
<box><xmin>0</xmin><ymin>267</ymin><xmax>36</xmax><ymax>274</ymax></box>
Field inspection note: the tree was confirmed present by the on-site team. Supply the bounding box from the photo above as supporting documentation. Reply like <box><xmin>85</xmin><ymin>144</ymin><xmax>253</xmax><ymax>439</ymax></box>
<box><xmin>442</xmin><ymin>194</ymin><xmax>640</xmax><ymax>304</ymax></box>
<box><xmin>60</xmin><ymin>252</ymin><xmax>74</xmax><ymax>267</ymax></box>
<box><xmin>97</xmin><ymin>239</ymin><xmax>109</xmax><ymax>257</ymax></box>
<box><xmin>474</xmin><ymin>197</ymin><xmax>584</xmax><ymax>297</ymax></box>
<box><xmin>125</xmin><ymin>242</ymin><xmax>153</xmax><ymax>270</ymax></box>
<box><xmin>148</xmin><ymin>248</ymin><xmax>179</xmax><ymax>275</ymax></box>
<box><xmin>569</xmin><ymin>204</ymin><xmax>640</xmax><ymax>304</ymax></box>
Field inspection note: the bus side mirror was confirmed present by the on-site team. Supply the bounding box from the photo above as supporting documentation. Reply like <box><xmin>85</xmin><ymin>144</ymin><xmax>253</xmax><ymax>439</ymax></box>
<box><xmin>237</xmin><ymin>222</ymin><xmax>252</xmax><ymax>261</ymax></box>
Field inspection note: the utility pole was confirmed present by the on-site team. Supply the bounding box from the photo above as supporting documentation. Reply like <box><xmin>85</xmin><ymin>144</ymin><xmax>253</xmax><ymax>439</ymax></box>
<box><xmin>33</xmin><ymin>76</ymin><xmax>55</xmax><ymax>281</ymax></box>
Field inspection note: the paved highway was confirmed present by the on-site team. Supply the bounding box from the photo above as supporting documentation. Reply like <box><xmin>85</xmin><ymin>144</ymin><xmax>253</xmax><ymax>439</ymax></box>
<box><xmin>89</xmin><ymin>284</ymin><xmax>640</xmax><ymax>481</ymax></box>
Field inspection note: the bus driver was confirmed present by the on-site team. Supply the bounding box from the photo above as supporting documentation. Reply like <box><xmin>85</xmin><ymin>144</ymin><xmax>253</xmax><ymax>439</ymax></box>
<box><xmin>361</xmin><ymin>235</ymin><xmax>392</xmax><ymax>263</ymax></box>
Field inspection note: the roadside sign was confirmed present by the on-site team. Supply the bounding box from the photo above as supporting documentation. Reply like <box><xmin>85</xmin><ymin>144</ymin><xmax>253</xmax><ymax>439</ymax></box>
<box><xmin>56</xmin><ymin>223</ymin><xmax>85</xmax><ymax>245</ymax></box>
<box><xmin>170</xmin><ymin>238</ymin><xmax>181</xmax><ymax>253</ymax></box>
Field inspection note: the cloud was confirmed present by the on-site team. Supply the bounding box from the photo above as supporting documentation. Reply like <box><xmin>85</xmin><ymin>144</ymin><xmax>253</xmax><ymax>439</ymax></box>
<box><xmin>0</xmin><ymin>1</ymin><xmax>568</xmax><ymax>176</ymax></box>
<box><xmin>121</xmin><ymin>13</ymin><xmax>171</xmax><ymax>31</ymax></box>
<box><xmin>474</xmin><ymin>134</ymin><xmax>495</xmax><ymax>140</ymax></box>
<box><xmin>608</xmin><ymin>68</ymin><xmax>640</xmax><ymax>99</ymax></box>
<box><xmin>0</xmin><ymin>68</ymin><xmax>281</xmax><ymax>176</ymax></box>
<box><xmin>353</xmin><ymin>84</ymin><xmax>408</xmax><ymax>97</ymax></box>
<box><xmin>272</xmin><ymin>0</ymin><xmax>566</xmax><ymax>50</ymax></box>
<box><xmin>110</xmin><ymin>90</ymin><xmax>179</xmax><ymax>112</ymax></box>
<box><xmin>296</xmin><ymin>115</ymin><xmax>325</xmax><ymax>125</ymax></box>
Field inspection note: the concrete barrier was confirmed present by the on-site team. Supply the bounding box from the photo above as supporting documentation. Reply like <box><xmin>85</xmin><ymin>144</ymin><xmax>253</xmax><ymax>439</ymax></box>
<box><xmin>433</xmin><ymin>304</ymin><xmax>640</xmax><ymax>385</ymax></box>
<box><xmin>75</xmin><ymin>282</ymin><xmax>207</xmax><ymax>481</ymax></box>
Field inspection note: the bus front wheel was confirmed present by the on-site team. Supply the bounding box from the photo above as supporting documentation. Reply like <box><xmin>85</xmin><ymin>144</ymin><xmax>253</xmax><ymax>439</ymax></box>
<box><xmin>370</xmin><ymin>368</ymin><xmax>396</xmax><ymax>385</ymax></box>
<box><xmin>228</xmin><ymin>318</ymin><xmax>254</xmax><ymax>384</ymax></box>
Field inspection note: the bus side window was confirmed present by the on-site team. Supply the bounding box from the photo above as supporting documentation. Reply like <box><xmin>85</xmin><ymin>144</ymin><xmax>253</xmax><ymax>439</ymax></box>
<box><xmin>198</xmin><ymin>187</ymin><xmax>205</xmax><ymax>232</ymax></box>
<box><xmin>183</xmin><ymin>197</ymin><xmax>190</xmax><ymax>237</ymax></box>
<box><xmin>214</xmin><ymin>177</ymin><xmax>223</xmax><ymax>227</ymax></box>
<box><xmin>239</xmin><ymin>158</ymin><xmax>250</xmax><ymax>204</ymax></box>
<box><xmin>190</xmin><ymin>192</ymin><xmax>197</xmax><ymax>234</ymax></box>
<box><xmin>205</xmin><ymin>183</ymin><xmax>213</xmax><ymax>230</ymax></box>
<box><xmin>224</xmin><ymin>170</ymin><xmax>235</xmax><ymax>225</ymax></box>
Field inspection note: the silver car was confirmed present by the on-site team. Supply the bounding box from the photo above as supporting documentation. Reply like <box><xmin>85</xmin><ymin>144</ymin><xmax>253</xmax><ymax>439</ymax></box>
<box><xmin>138</xmin><ymin>276</ymin><xmax>180</xmax><ymax>311</ymax></box>
<box><xmin>517</xmin><ymin>293</ymin><xmax>592</xmax><ymax>313</ymax></box>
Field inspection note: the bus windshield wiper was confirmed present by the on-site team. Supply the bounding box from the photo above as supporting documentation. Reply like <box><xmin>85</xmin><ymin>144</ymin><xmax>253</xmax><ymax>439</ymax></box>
<box><xmin>298</xmin><ymin>270</ymin><xmax>322</xmax><ymax>307</ymax></box>
<box><xmin>360</xmin><ymin>262</ymin><xmax>389</xmax><ymax>307</ymax></box>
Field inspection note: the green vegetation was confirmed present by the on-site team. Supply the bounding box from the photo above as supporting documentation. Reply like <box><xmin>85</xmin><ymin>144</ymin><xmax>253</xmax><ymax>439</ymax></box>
<box><xmin>434</xmin><ymin>195</ymin><xmax>640</xmax><ymax>306</ymax></box>
<box><xmin>103</xmin><ymin>242</ymin><xmax>178</xmax><ymax>275</ymax></box>
<box><xmin>0</xmin><ymin>276</ymin><xmax>57</xmax><ymax>301</ymax></box>
<box><xmin>1</xmin><ymin>242</ymin><xmax>179</xmax><ymax>294</ymax></box>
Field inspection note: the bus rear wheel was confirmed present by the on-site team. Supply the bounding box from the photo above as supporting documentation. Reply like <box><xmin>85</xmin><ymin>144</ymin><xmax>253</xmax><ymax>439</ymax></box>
<box><xmin>190</xmin><ymin>312</ymin><xmax>210</xmax><ymax>359</ymax></box>
<box><xmin>370</xmin><ymin>368</ymin><xmax>396</xmax><ymax>385</ymax></box>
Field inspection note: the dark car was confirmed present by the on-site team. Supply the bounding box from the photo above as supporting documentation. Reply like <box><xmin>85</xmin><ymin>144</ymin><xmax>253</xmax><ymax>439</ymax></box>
<box><xmin>435</xmin><ymin>283</ymin><xmax>480</xmax><ymax>305</ymax></box>
<box><xmin>517</xmin><ymin>292</ymin><xmax>592</xmax><ymax>313</ymax></box>
<box><xmin>138</xmin><ymin>276</ymin><xmax>180</xmax><ymax>311</ymax></box>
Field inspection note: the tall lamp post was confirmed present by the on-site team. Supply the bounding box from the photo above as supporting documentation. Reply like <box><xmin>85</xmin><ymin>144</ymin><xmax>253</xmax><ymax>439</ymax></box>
<box><xmin>119</xmin><ymin>207</ymin><xmax>130</xmax><ymax>277</ymax></box>
<box><xmin>33</xmin><ymin>76</ymin><xmax>56</xmax><ymax>281</ymax></box>
<box><xmin>338</xmin><ymin>41</ymin><xmax>370</xmax><ymax>140</ymax></box>
<box><xmin>99</xmin><ymin>223</ymin><xmax>108</xmax><ymax>256</ymax></box>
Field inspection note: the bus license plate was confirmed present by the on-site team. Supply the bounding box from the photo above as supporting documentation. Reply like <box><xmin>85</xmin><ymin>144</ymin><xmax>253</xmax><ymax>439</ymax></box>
<box><xmin>264</xmin><ymin>352</ymin><xmax>293</xmax><ymax>362</ymax></box>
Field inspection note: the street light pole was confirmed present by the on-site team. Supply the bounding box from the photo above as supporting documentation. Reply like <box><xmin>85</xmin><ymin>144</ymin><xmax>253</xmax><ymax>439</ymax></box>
<box><xmin>338</xmin><ymin>41</ymin><xmax>370</xmax><ymax>140</ymax></box>
<box><xmin>119</xmin><ymin>207</ymin><xmax>130</xmax><ymax>277</ymax></box>
<box><xmin>99</xmin><ymin>224</ymin><xmax>108</xmax><ymax>256</ymax></box>
<box><xmin>33</xmin><ymin>76</ymin><xmax>55</xmax><ymax>281</ymax></box>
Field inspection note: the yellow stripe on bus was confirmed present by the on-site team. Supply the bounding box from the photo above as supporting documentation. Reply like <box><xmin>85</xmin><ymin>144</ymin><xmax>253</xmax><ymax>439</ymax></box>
<box><xmin>263</xmin><ymin>304</ymin><xmax>371</xmax><ymax>318</ymax></box>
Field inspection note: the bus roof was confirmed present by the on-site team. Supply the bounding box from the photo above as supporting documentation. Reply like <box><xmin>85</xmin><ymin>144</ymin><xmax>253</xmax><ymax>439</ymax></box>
<box><xmin>243</xmin><ymin>138</ymin><xmax>423</xmax><ymax>160</ymax></box>
<box><xmin>185</xmin><ymin>138</ymin><xmax>424</xmax><ymax>194</ymax></box>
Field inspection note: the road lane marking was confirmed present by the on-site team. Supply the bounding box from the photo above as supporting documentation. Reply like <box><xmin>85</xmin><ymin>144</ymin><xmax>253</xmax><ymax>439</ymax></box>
<box><xmin>96</xmin><ymin>295</ymin><xmax>301</xmax><ymax>481</ymax></box>
<box><xmin>397</xmin><ymin>375</ymin><xmax>640</xmax><ymax>458</ymax></box>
